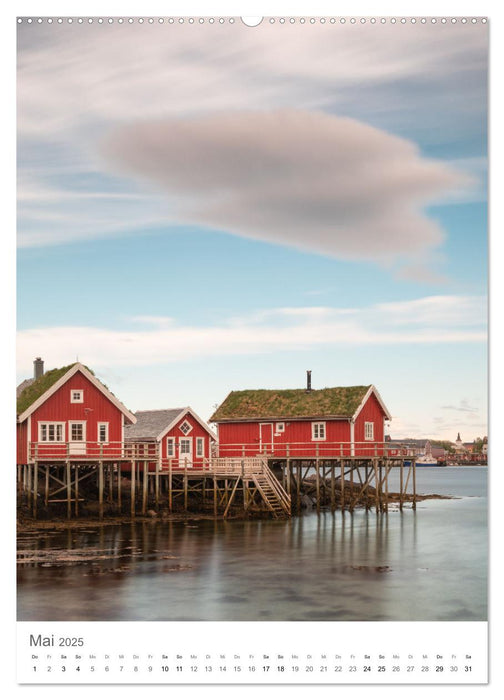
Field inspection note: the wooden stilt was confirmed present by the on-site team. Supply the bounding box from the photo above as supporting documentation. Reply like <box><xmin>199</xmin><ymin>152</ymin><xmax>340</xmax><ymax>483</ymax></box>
<box><xmin>412</xmin><ymin>458</ymin><xmax>417</xmax><ymax>510</ymax></box>
<box><xmin>32</xmin><ymin>463</ymin><xmax>38</xmax><ymax>518</ymax></box>
<box><xmin>155</xmin><ymin>454</ymin><xmax>160</xmax><ymax>507</ymax></box>
<box><xmin>373</xmin><ymin>460</ymin><xmax>379</xmax><ymax>513</ymax></box>
<box><xmin>45</xmin><ymin>465</ymin><xmax>49</xmax><ymax>506</ymax></box>
<box><xmin>399</xmin><ymin>459</ymin><xmax>404</xmax><ymax>511</ymax></box>
<box><xmin>315</xmin><ymin>459</ymin><xmax>320</xmax><ymax>513</ymax></box>
<box><xmin>27</xmin><ymin>464</ymin><xmax>32</xmax><ymax>508</ymax></box>
<box><xmin>66</xmin><ymin>461</ymin><xmax>72</xmax><ymax>519</ymax></box>
<box><xmin>213</xmin><ymin>475</ymin><xmax>217</xmax><ymax>517</ymax></box>
<box><xmin>99</xmin><ymin>461</ymin><xmax>104</xmax><ymax>519</ymax></box>
<box><xmin>117</xmin><ymin>464</ymin><xmax>122</xmax><ymax>511</ymax></box>
<box><xmin>108</xmin><ymin>464</ymin><xmax>113</xmax><ymax>503</ymax></box>
<box><xmin>340</xmin><ymin>460</ymin><xmax>345</xmax><ymax>511</ymax></box>
<box><xmin>168</xmin><ymin>459</ymin><xmax>173</xmax><ymax>512</ymax></box>
<box><xmin>75</xmin><ymin>464</ymin><xmax>79</xmax><ymax>516</ymax></box>
<box><xmin>142</xmin><ymin>461</ymin><xmax>148</xmax><ymax>515</ymax></box>
<box><xmin>130</xmin><ymin>460</ymin><xmax>136</xmax><ymax>517</ymax></box>
<box><xmin>330</xmin><ymin>464</ymin><xmax>335</xmax><ymax>513</ymax></box>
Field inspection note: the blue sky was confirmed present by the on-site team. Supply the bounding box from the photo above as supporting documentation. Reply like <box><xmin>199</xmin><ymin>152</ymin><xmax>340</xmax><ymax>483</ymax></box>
<box><xmin>16</xmin><ymin>13</ymin><xmax>488</xmax><ymax>441</ymax></box>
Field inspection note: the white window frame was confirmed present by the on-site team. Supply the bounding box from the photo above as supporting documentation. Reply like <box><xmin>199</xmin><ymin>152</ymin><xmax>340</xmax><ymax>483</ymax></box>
<box><xmin>166</xmin><ymin>437</ymin><xmax>175</xmax><ymax>457</ymax></box>
<box><xmin>275</xmin><ymin>422</ymin><xmax>285</xmax><ymax>433</ymax></box>
<box><xmin>69</xmin><ymin>421</ymin><xmax>87</xmax><ymax>442</ymax></box>
<box><xmin>179</xmin><ymin>420</ymin><xmax>193</xmax><ymax>436</ymax></box>
<box><xmin>312</xmin><ymin>421</ymin><xmax>326</xmax><ymax>441</ymax></box>
<box><xmin>196</xmin><ymin>437</ymin><xmax>205</xmax><ymax>457</ymax></box>
<box><xmin>364</xmin><ymin>421</ymin><xmax>374</xmax><ymax>441</ymax></box>
<box><xmin>38</xmin><ymin>422</ymin><xmax>65</xmax><ymax>442</ymax></box>
<box><xmin>70</xmin><ymin>389</ymin><xmax>84</xmax><ymax>403</ymax></box>
<box><xmin>97</xmin><ymin>422</ymin><xmax>109</xmax><ymax>443</ymax></box>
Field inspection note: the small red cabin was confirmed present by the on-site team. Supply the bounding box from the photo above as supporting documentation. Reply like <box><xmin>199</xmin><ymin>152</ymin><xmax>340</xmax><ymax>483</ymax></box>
<box><xmin>16</xmin><ymin>361</ymin><xmax>136</xmax><ymax>464</ymax></box>
<box><xmin>210</xmin><ymin>383</ymin><xmax>392</xmax><ymax>459</ymax></box>
<box><xmin>124</xmin><ymin>407</ymin><xmax>216</xmax><ymax>471</ymax></box>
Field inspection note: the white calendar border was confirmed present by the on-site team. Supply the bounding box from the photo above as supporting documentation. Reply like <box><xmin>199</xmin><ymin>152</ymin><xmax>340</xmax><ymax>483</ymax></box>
<box><xmin>5</xmin><ymin>0</ymin><xmax>502</xmax><ymax>696</ymax></box>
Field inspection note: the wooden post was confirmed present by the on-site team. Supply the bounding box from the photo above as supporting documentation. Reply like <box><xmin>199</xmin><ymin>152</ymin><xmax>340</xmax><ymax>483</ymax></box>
<box><xmin>340</xmin><ymin>460</ymin><xmax>345</xmax><ymax>511</ymax></box>
<box><xmin>373</xmin><ymin>459</ymin><xmax>379</xmax><ymax>513</ymax></box>
<box><xmin>213</xmin><ymin>475</ymin><xmax>218</xmax><ymax>517</ymax></box>
<box><xmin>117</xmin><ymin>464</ymin><xmax>122</xmax><ymax>511</ymax></box>
<box><xmin>169</xmin><ymin>459</ymin><xmax>173</xmax><ymax>512</ymax></box>
<box><xmin>99</xmin><ymin>461</ymin><xmax>104</xmax><ymax>519</ymax></box>
<box><xmin>399</xmin><ymin>459</ymin><xmax>404</xmax><ymax>511</ymax></box>
<box><xmin>412</xmin><ymin>458</ymin><xmax>417</xmax><ymax>510</ymax></box>
<box><xmin>330</xmin><ymin>464</ymin><xmax>335</xmax><ymax>512</ymax></box>
<box><xmin>155</xmin><ymin>452</ymin><xmax>160</xmax><ymax>507</ymax></box>
<box><xmin>44</xmin><ymin>466</ymin><xmax>49</xmax><ymax>506</ymax></box>
<box><xmin>32</xmin><ymin>463</ymin><xmax>38</xmax><ymax>518</ymax></box>
<box><xmin>66</xmin><ymin>461</ymin><xmax>72</xmax><ymax>519</ymax></box>
<box><xmin>75</xmin><ymin>464</ymin><xmax>79</xmax><ymax>517</ymax></box>
<box><xmin>297</xmin><ymin>464</ymin><xmax>301</xmax><ymax>513</ymax></box>
<box><xmin>108</xmin><ymin>464</ymin><xmax>113</xmax><ymax>503</ymax></box>
<box><xmin>184</xmin><ymin>458</ymin><xmax>188</xmax><ymax>511</ymax></box>
<box><xmin>384</xmin><ymin>460</ymin><xmax>389</xmax><ymax>513</ymax></box>
<box><xmin>315</xmin><ymin>459</ymin><xmax>320</xmax><ymax>513</ymax></box>
<box><xmin>141</xmin><ymin>461</ymin><xmax>148</xmax><ymax>515</ymax></box>
<box><xmin>130</xmin><ymin>460</ymin><xmax>136</xmax><ymax>517</ymax></box>
<box><xmin>27</xmin><ymin>464</ymin><xmax>32</xmax><ymax>508</ymax></box>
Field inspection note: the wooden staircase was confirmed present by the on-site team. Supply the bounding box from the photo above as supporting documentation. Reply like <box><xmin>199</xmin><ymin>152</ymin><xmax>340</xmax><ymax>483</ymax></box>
<box><xmin>252</xmin><ymin>462</ymin><xmax>291</xmax><ymax>519</ymax></box>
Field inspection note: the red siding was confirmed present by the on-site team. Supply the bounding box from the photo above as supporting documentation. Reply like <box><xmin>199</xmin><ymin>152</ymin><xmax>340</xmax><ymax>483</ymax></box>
<box><xmin>354</xmin><ymin>392</ymin><xmax>386</xmax><ymax>455</ymax></box>
<box><xmin>218</xmin><ymin>418</ymin><xmax>352</xmax><ymax>457</ymax></box>
<box><xmin>24</xmin><ymin>370</ymin><xmax>125</xmax><ymax>462</ymax></box>
<box><xmin>217</xmin><ymin>390</ymin><xmax>388</xmax><ymax>458</ymax></box>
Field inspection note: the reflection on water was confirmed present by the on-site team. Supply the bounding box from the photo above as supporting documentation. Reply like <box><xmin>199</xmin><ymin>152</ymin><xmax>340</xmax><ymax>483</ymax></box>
<box><xmin>17</xmin><ymin>468</ymin><xmax>487</xmax><ymax>622</ymax></box>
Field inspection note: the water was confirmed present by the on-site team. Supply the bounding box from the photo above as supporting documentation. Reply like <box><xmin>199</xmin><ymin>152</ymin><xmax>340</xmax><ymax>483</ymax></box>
<box><xmin>17</xmin><ymin>467</ymin><xmax>487</xmax><ymax>622</ymax></box>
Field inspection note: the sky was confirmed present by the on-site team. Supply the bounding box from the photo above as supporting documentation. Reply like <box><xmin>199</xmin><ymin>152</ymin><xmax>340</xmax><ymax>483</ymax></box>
<box><xmin>16</xmin><ymin>13</ymin><xmax>488</xmax><ymax>441</ymax></box>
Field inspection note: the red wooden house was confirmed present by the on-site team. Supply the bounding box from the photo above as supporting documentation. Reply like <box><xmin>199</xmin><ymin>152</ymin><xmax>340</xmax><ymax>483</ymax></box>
<box><xmin>209</xmin><ymin>380</ymin><xmax>392</xmax><ymax>459</ymax></box>
<box><xmin>124</xmin><ymin>407</ymin><xmax>216</xmax><ymax>471</ymax></box>
<box><xmin>16</xmin><ymin>361</ymin><xmax>136</xmax><ymax>464</ymax></box>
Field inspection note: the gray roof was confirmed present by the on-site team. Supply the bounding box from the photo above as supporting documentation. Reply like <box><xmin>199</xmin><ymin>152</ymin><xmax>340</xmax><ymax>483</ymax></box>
<box><xmin>16</xmin><ymin>378</ymin><xmax>34</xmax><ymax>398</ymax></box>
<box><xmin>124</xmin><ymin>409</ymin><xmax>185</xmax><ymax>440</ymax></box>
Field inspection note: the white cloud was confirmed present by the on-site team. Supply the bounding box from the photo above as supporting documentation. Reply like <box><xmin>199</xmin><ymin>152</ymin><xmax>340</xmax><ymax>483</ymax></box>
<box><xmin>17</xmin><ymin>295</ymin><xmax>486</xmax><ymax>375</ymax></box>
<box><xmin>17</xmin><ymin>20</ymin><xmax>486</xmax><ymax>254</ymax></box>
<box><xmin>101</xmin><ymin>110</ymin><xmax>471</xmax><ymax>263</ymax></box>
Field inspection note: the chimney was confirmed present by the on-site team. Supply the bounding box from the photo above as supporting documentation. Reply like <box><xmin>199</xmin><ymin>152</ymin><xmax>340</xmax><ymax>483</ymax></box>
<box><xmin>306</xmin><ymin>370</ymin><xmax>312</xmax><ymax>392</ymax></box>
<box><xmin>34</xmin><ymin>357</ymin><xmax>44</xmax><ymax>380</ymax></box>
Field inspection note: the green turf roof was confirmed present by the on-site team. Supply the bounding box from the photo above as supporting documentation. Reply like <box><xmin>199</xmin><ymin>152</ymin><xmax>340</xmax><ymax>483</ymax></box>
<box><xmin>16</xmin><ymin>363</ymin><xmax>96</xmax><ymax>417</ymax></box>
<box><xmin>209</xmin><ymin>386</ymin><xmax>372</xmax><ymax>422</ymax></box>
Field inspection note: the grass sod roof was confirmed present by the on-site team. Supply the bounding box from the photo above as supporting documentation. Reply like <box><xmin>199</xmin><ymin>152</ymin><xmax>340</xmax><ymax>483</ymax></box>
<box><xmin>209</xmin><ymin>385</ymin><xmax>373</xmax><ymax>422</ymax></box>
<box><xmin>16</xmin><ymin>363</ymin><xmax>100</xmax><ymax>417</ymax></box>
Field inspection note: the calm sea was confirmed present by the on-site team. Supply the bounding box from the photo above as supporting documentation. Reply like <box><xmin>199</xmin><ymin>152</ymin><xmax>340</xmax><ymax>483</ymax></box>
<box><xmin>17</xmin><ymin>466</ymin><xmax>487</xmax><ymax>622</ymax></box>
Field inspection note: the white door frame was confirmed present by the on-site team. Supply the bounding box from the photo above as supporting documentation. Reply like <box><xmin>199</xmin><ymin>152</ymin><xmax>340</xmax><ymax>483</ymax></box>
<box><xmin>259</xmin><ymin>423</ymin><xmax>274</xmax><ymax>453</ymax></box>
<box><xmin>68</xmin><ymin>421</ymin><xmax>87</xmax><ymax>455</ymax></box>
<box><xmin>179</xmin><ymin>436</ymin><xmax>193</xmax><ymax>467</ymax></box>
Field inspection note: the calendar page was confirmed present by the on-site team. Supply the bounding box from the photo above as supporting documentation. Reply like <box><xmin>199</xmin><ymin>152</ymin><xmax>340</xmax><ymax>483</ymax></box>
<box><xmin>14</xmin><ymin>0</ymin><xmax>491</xmax><ymax>691</ymax></box>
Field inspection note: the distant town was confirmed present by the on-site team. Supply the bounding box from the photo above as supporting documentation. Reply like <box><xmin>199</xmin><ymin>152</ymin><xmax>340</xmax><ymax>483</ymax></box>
<box><xmin>385</xmin><ymin>434</ymin><xmax>488</xmax><ymax>466</ymax></box>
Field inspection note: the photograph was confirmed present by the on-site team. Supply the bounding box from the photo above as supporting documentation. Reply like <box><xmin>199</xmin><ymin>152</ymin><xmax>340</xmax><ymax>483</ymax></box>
<box><xmin>15</xmin><ymin>10</ymin><xmax>488</xmax><ymax>684</ymax></box>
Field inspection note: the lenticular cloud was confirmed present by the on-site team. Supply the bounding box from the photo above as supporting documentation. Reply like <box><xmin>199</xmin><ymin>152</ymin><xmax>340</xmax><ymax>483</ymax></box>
<box><xmin>103</xmin><ymin>110</ymin><xmax>471</xmax><ymax>262</ymax></box>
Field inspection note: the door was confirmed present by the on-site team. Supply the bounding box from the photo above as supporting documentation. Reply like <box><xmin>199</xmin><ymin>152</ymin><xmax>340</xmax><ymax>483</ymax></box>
<box><xmin>179</xmin><ymin>437</ymin><xmax>193</xmax><ymax>467</ymax></box>
<box><xmin>69</xmin><ymin>421</ymin><xmax>86</xmax><ymax>455</ymax></box>
<box><xmin>259</xmin><ymin>423</ymin><xmax>274</xmax><ymax>454</ymax></box>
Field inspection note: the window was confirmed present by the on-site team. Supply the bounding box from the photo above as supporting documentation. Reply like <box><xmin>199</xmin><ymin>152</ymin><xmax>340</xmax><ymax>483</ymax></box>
<box><xmin>312</xmin><ymin>422</ymin><xmax>326</xmax><ymax>441</ymax></box>
<box><xmin>364</xmin><ymin>422</ymin><xmax>374</xmax><ymax>441</ymax></box>
<box><xmin>70</xmin><ymin>389</ymin><xmax>83</xmax><ymax>403</ymax></box>
<box><xmin>196</xmin><ymin>437</ymin><xmax>205</xmax><ymax>457</ymax></box>
<box><xmin>69</xmin><ymin>422</ymin><xmax>86</xmax><ymax>441</ymax></box>
<box><xmin>167</xmin><ymin>437</ymin><xmax>175</xmax><ymax>457</ymax></box>
<box><xmin>38</xmin><ymin>422</ymin><xmax>64</xmax><ymax>442</ymax></box>
<box><xmin>97</xmin><ymin>422</ymin><xmax>109</xmax><ymax>443</ymax></box>
<box><xmin>275</xmin><ymin>422</ymin><xmax>285</xmax><ymax>433</ymax></box>
<box><xmin>179</xmin><ymin>420</ymin><xmax>193</xmax><ymax>435</ymax></box>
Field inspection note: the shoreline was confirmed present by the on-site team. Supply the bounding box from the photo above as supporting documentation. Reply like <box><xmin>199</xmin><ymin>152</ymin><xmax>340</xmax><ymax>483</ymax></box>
<box><xmin>16</xmin><ymin>492</ymin><xmax>452</xmax><ymax>533</ymax></box>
